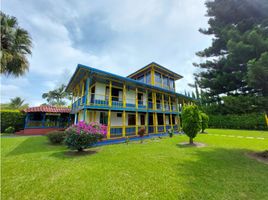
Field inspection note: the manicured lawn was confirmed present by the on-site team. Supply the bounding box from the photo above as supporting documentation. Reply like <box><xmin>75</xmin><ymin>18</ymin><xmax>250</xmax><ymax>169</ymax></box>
<box><xmin>1</xmin><ymin>129</ymin><xmax>268</xmax><ymax>200</ymax></box>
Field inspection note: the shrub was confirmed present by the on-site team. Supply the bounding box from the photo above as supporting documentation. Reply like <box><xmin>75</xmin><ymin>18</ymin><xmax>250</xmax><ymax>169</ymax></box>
<box><xmin>167</xmin><ymin>128</ymin><xmax>174</xmax><ymax>137</ymax></box>
<box><xmin>208</xmin><ymin>113</ymin><xmax>267</xmax><ymax>130</ymax></box>
<box><xmin>65</xmin><ymin>121</ymin><xmax>107</xmax><ymax>151</ymax></box>
<box><xmin>1</xmin><ymin>110</ymin><xmax>25</xmax><ymax>132</ymax></box>
<box><xmin>200</xmin><ymin>112</ymin><xmax>209</xmax><ymax>133</ymax></box>
<box><xmin>138</xmin><ymin>127</ymin><xmax>146</xmax><ymax>143</ymax></box>
<box><xmin>47</xmin><ymin>131</ymin><xmax>66</xmax><ymax>144</ymax></box>
<box><xmin>182</xmin><ymin>105</ymin><xmax>201</xmax><ymax>144</ymax></box>
<box><xmin>4</xmin><ymin>126</ymin><xmax>15</xmax><ymax>134</ymax></box>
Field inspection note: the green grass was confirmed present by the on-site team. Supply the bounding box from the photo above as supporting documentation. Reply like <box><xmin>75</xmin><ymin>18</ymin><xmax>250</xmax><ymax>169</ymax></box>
<box><xmin>1</xmin><ymin>129</ymin><xmax>268</xmax><ymax>200</ymax></box>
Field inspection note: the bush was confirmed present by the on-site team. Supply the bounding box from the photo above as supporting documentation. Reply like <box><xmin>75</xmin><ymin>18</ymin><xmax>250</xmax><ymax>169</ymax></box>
<box><xmin>1</xmin><ymin>110</ymin><xmax>25</xmax><ymax>132</ymax></box>
<box><xmin>47</xmin><ymin>131</ymin><xmax>66</xmax><ymax>144</ymax></box>
<box><xmin>200</xmin><ymin>112</ymin><xmax>209</xmax><ymax>133</ymax></box>
<box><xmin>208</xmin><ymin>113</ymin><xmax>267</xmax><ymax>130</ymax></box>
<box><xmin>4</xmin><ymin>126</ymin><xmax>15</xmax><ymax>134</ymax></box>
<box><xmin>182</xmin><ymin>105</ymin><xmax>201</xmax><ymax>144</ymax></box>
<box><xmin>167</xmin><ymin>128</ymin><xmax>174</xmax><ymax>137</ymax></box>
<box><xmin>65</xmin><ymin>121</ymin><xmax>107</xmax><ymax>151</ymax></box>
<box><xmin>138</xmin><ymin>127</ymin><xmax>146</xmax><ymax>143</ymax></box>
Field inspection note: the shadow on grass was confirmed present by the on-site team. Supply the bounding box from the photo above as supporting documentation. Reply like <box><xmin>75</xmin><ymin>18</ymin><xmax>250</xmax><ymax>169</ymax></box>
<box><xmin>175</xmin><ymin>147</ymin><xmax>268</xmax><ymax>199</ymax></box>
<box><xmin>8</xmin><ymin>136</ymin><xmax>65</xmax><ymax>156</ymax></box>
<box><xmin>50</xmin><ymin>148</ymin><xmax>100</xmax><ymax>159</ymax></box>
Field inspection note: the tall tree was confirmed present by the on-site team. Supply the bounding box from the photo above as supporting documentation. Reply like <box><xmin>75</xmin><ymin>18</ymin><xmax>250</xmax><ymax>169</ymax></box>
<box><xmin>42</xmin><ymin>84</ymin><xmax>70</xmax><ymax>106</ymax></box>
<box><xmin>0</xmin><ymin>12</ymin><xmax>32</xmax><ymax>77</ymax></box>
<box><xmin>194</xmin><ymin>0</ymin><xmax>268</xmax><ymax>97</ymax></box>
<box><xmin>8</xmin><ymin>97</ymin><xmax>28</xmax><ymax>109</ymax></box>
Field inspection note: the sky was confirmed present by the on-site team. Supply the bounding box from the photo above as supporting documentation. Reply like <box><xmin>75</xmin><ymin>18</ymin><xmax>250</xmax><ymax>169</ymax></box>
<box><xmin>1</xmin><ymin>0</ymin><xmax>212</xmax><ymax>106</ymax></box>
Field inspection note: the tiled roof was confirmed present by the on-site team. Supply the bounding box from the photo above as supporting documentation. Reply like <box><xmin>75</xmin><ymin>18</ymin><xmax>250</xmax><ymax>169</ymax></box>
<box><xmin>24</xmin><ymin>106</ymin><xmax>71</xmax><ymax>113</ymax></box>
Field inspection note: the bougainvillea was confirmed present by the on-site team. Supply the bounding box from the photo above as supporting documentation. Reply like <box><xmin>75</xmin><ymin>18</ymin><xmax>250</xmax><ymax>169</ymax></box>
<box><xmin>65</xmin><ymin>121</ymin><xmax>107</xmax><ymax>151</ymax></box>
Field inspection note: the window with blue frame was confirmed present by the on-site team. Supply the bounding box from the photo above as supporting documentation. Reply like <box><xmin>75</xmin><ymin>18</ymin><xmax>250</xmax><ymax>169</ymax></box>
<box><xmin>155</xmin><ymin>72</ymin><xmax>162</xmax><ymax>85</ymax></box>
<box><xmin>145</xmin><ymin>72</ymin><xmax>151</xmax><ymax>84</ymax></box>
<box><xmin>163</xmin><ymin>76</ymin><xmax>168</xmax><ymax>88</ymax></box>
<box><xmin>169</xmin><ymin>78</ymin><xmax>175</xmax><ymax>89</ymax></box>
<box><xmin>100</xmin><ymin>112</ymin><xmax>108</xmax><ymax>125</ymax></box>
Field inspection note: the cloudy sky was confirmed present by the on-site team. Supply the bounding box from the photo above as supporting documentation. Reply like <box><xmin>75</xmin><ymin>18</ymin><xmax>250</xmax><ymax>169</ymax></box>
<box><xmin>1</xmin><ymin>0</ymin><xmax>211</xmax><ymax>106</ymax></box>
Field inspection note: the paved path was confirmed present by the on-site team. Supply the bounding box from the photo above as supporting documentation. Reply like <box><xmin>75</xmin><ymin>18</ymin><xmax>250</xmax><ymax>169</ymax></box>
<box><xmin>206</xmin><ymin>134</ymin><xmax>265</xmax><ymax>140</ymax></box>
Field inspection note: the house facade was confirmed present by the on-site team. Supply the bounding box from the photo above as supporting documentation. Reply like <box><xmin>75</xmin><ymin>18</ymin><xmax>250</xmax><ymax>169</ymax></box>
<box><xmin>66</xmin><ymin>62</ymin><xmax>195</xmax><ymax>139</ymax></box>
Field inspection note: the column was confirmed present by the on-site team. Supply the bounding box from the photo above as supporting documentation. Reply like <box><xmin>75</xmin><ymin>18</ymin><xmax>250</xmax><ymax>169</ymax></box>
<box><xmin>145</xmin><ymin>112</ymin><xmax>148</xmax><ymax>134</ymax></box>
<box><xmin>168</xmin><ymin>96</ymin><xmax>172</xmax><ymax>112</ymax></box>
<box><xmin>42</xmin><ymin>113</ymin><xmax>46</xmax><ymax>128</ymax></box>
<box><xmin>135</xmin><ymin>88</ymin><xmax>138</xmax><ymax>109</ymax></box>
<box><xmin>109</xmin><ymin>81</ymin><xmax>112</xmax><ymax>107</ymax></box>
<box><xmin>151</xmin><ymin>66</ymin><xmax>155</xmax><ymax>85</ymax></box>
<box><xmin>170</xmin><ymin>114</ymin><xmax>173</xmax><ymax>129</ymax></box>
<box><xmin>154</xmin><ymin>112</ymin><xmax>158</xmax><ymax>133</ymax></box>
<box><xmin>161</xmin><ymin>94</ymin><xmax>165</xmax><ymax>111</ymax></box>
<box><xmin>107</xmin><ymin>110</ymin><xmax>111</xmax><ymax>139</ymax></box>
<box><xmin>135</xmin><ymin>111</ymin><xmax>138</xmax><ymax>135</ymax></box>
<box><xmin>122</xmin><ymin>111</ymin><xmax>126</xmax><ymax>137</ymax></box>
<box><xmin>123</xmin><ymin>83</ymin><xmax>126</xmax><ymax>108</ymax></box>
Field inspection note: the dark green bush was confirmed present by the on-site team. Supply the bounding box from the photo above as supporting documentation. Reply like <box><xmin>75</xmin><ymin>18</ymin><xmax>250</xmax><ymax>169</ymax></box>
<box><xmin>167</xmin><ymin>128</ymin><xmax>174</xmax><ymax>137</ymax></box>
<box><xmin>47</xmin><ymin>131</ymin><xmax>66</xmax><ymax>144</ymax></box>
<box><xmin>208</xmin><ymin>113</ymin><xmax>267</xmax><ymax>130</ymax></box>
<box><xmin>4</xmin><ymin>126</ymin><xmax>15</xmax><ymax>133</ymax></box>
<box><xmin>0</xmin><ymin>110</ymin><xmax>25</xmax><ymax>132</ymax></box>
<box><xmin>182</xmin><ymin>105</ymin><xmax>201</xmax><ymax>144</ymax></box>
<box><xmin>200</xmin><ymin>112</ymin><xmax>209</xmax><ymax>133</ymax></box>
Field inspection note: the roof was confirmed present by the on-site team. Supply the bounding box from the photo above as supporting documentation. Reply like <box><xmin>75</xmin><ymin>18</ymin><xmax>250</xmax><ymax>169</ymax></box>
<box><xmin>127</xmin><ymin>62</ymin><xmax>183</xmax><ymax>80</ymax></box>
<box><xmin>65</xmin><ymin>64</ymin><xmax>196</xmax><ymax>101</ymax></box>
<box><xmin>24</xmin><ymin>106</ymin><xmax>71</xmax><ymax>113</ymax></box>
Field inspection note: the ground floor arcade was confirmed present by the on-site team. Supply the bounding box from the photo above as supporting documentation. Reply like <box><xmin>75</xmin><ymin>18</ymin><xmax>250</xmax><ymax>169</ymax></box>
<box><xmin>75</xmin><ymin>109</ymin><xmax>180</xmax><ymax>139</ymax></box>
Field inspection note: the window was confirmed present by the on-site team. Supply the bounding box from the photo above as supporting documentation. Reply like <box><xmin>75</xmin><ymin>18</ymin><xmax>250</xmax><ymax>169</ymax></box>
<box><xmin>169</xmin><ymin>79</ymin><xmax>175</xmax><ymax>89</ymax></box>
<box><xmin>155</xmin><ymin>72</ymin><xmax>161</xmax><ymax>83</ymax></box>
<box><xmin>117</xmin><ymin>113</ymin><xmax>122</xmax><ymax>118</ymax></box>
<box><xmin>137</xmin><ymin>75</ymin><xmax>144</xmax><ymax>83</ymax></box>
<box><xmin>145</xmin><ymin>72</ymin><xmax>151</xmax><ymax>84</ymax></box>
<box><xmin>163</xmin><ymin>76</ymin><xmax>168</xmax><ymax>87</ymax></box>
<box><xmin>100</xmin><ymin>112</ymin><xmax>108</xmax><ymax>125</ymax></box>
<box><xmin>128</xmin><ymin>114</ymin><xmax>136</xmax><ymax>125</ymax></box>
<box><xmin>138</xmin><ymin>93</ymin><xmax>143</xmax><ymax>105</ymax></box>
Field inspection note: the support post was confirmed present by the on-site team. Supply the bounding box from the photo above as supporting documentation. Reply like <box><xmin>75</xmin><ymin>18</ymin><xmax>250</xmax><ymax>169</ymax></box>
<box><xmin>162</xmin><ymin>94</ymin><xmax>165</xmax><ymax>112</ymax></box>
<box><xmin>107</xmin><ymin>110</ymin><xmax>111</xmax><ymax>139</ymax></box>
<box><xmin>169</xmin><ymin>96</ymin><xmax>172</xmax><ymax>112</ymax></box>
<box><xmin>135</xmin><ymin>88</ymin><xmax>138</xmax><ymax>109</ymax></box>
<box><xmin>109</xmin><ymin>81</ymin><xmax>112</xmax><ymax>107</ymax></box>
<box><xmin>151</xmin><ymin>66</ymin><xmax>155</xmax><ymax>85</ymax></box>
<box><xmin>154</xmin><ymin>112</ymin><xmax>158</xmax><ymax>133</ymax></box>
<box><xmin>83</xmin><ymin>109</ymin><xmax>86</xmax><ymax>121</ymax></box>
<box><xmin>123</xmin><ymin>83</ymin><xmax>126</xmax><ymax>108</ymax></box>
<box><xmin>122</xmin><ymin>111</ymin><xmax>126</xmax><ymax>137</ymax></box>
<box><xmin>135</xmin><ymin>111</ymin><xmax>138</xmax><ymax>135</ymax></box>
<box><xmin>170</xmin><ymin>114</ymin><xmax>173</xmax><ymax>129</ymax></box>
<box><xmin>146</xmin><ymin>90</ymin><xmax>148</xmax><ymax>109</ymax></box>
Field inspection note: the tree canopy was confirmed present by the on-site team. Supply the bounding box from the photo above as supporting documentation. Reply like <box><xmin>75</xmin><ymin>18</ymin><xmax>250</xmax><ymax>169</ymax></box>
<box><xmin>194</xmin><ymin>0</ymin><xmax>268</xmax><ymax>97</ymax></box>
<box><xmin>0</xmin><ymin>12</ymin><xmax>32</xmax><ymax>77</ymax></box>
<box><xmin>42</xmin><ymin>84</ymin><xmax>71</xmax><ymax>106</ymax></box>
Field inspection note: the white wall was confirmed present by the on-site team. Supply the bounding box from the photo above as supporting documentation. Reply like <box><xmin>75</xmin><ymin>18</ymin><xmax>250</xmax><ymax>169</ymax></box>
<box><xmin>110</xmin><ymin>112</ymin><xmax>123</xmax><ymax>126</ymax></box>
<box><xmin>95</xmin><ymin>82</ymin><xmax>106</xmax><ymax>100</ymax></box>
<box><xmin>126</xmin><ymin>89</ymin><xmax>135</xmax><ymax>104</ymax></box>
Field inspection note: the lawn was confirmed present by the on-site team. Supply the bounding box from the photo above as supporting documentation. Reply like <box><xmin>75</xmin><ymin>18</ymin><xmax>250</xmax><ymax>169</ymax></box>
<box><xmin>1</xmin><ymin>129</ymin><xmax>268</xmax><ymax>200</ymax></box>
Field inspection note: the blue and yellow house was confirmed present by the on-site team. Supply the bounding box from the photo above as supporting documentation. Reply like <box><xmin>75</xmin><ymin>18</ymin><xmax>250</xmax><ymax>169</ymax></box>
<box><xmin>66</xmin><ymin>62</ymin><xmax>195</xmax><ymax>139</ymax></box>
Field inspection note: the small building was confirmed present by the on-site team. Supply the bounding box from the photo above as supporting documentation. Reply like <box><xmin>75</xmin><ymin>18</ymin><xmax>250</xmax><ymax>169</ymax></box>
<box><xmin>65</xmin><ymin>62</ymin><xmax>195</xmax><ymax>139</ymax></box>
<box><xmin>17</xmin><ymin>106</ymin><xmax>72</xmax><ymax>135</ymax></box>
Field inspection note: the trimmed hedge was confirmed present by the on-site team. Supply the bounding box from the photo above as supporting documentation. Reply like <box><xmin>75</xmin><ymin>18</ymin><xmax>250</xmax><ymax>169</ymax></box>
<box><xmin>208</xmin><ymin>113</ymin><xmax>267</xmax><ymax>130</ymax></box>
<box><xmin>47</xmin><ymin>131</ymin><xmax>66</xmax><ymax>144</ymax></box>
<box><xmin>1</xmin><ymin>110</ymin><xmax>25</xmax><ymax>132</ymax></box>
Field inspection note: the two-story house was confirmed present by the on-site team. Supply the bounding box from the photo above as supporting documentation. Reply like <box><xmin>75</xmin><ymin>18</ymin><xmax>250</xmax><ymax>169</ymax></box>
<box><xmin>65</xmin><ymin>62</ymin><xmax>195</xmax><ymax>139</ymax></box>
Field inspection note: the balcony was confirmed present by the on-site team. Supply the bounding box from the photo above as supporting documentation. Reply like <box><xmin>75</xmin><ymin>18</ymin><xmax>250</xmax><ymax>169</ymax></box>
<box><xmin>72</xmin><ymin>93</ymin><xmax>179</xmax><ymax>112</ymax></box>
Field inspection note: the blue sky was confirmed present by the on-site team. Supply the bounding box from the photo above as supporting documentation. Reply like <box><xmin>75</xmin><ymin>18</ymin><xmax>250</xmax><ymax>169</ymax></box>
<box><xmin>1</xmin><ymin>0</ymin><xmax>211</xmax><ymax>106</ymax></box>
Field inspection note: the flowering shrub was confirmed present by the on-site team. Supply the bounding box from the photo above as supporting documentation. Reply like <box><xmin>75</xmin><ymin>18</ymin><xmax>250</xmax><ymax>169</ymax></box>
<box><xmin>65</xmin><ymin>121</ymin><xmax>107</xmax><ymax>151</ymax></box>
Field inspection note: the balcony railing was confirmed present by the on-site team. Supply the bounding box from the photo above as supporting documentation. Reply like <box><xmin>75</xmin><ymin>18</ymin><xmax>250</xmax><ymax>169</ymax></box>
<box><xmin>72</xmin><ymin>93</ymin><xmax>179</xmax><ymax>112</ymax></box>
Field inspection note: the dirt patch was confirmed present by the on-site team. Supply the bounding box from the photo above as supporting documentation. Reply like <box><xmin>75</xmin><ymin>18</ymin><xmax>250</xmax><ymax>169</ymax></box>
<box><xmin>64</xmin><ymin>148</ymin><xmax>100</xmax><ymax>157</ymax></box>
<box><xmin>178</xmin><ymin>142</ymin><xmax>207</xmax><ymax>148</ymax></box>
<box><xmin>247</xmin><ymin>151</ymin><xmax>268</xmax><ymax>165</ymax></box>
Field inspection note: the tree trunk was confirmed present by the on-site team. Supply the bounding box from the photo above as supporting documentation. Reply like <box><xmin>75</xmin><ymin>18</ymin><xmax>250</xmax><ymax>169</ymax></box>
<box><xmin>189</xmin><ymin>137</ymin><xmax>194</xmax><ymax>144</ymax></box>
<box><xmin>77</xmin><ymin>147</ymin><xmax>83</xmax><ymax>152</ymax></box>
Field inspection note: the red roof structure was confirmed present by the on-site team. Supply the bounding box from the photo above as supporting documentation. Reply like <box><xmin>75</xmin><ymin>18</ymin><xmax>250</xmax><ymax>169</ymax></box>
<box><xmin>24</xmin><ymin>106</ymin><xmax>71</xmax><ymax>113</ymax></box>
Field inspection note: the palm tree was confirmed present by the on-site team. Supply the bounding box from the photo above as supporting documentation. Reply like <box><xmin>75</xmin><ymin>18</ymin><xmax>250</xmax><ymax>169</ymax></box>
<box><xmin>9</xmin><ymin>97</ymin><xmax>28</xmax><ymax>109</ymax></box>
<box><xmin>42</xmin><ymin>84</ymin><xmax>70</xmax><ymax>106</ymax></box>
<box><xmin>1</xmin><ymin>12</ymin><xmax>32</xmax><ymax>77</ymax></box>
